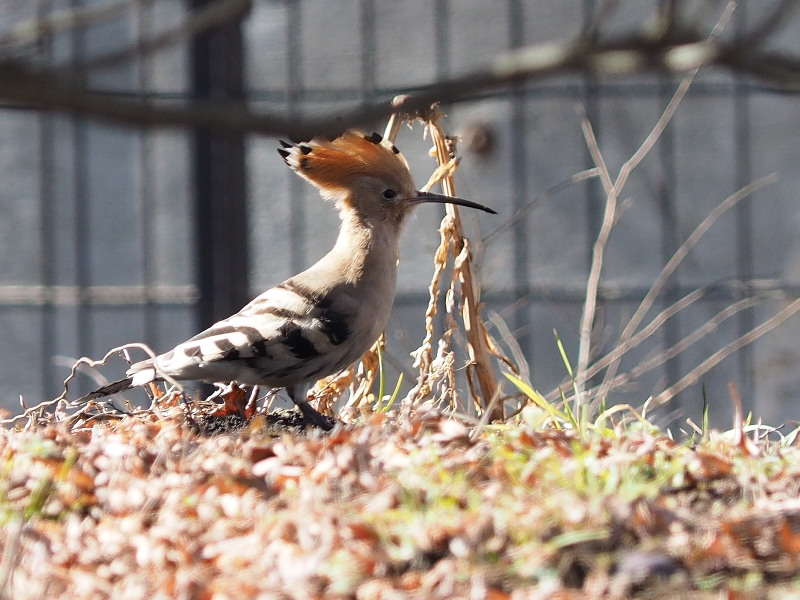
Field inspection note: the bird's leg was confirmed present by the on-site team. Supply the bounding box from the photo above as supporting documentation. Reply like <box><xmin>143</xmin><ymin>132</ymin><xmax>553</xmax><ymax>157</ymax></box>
<box><xmin>287</xmin><ymin>384</ymin><xmax>334</xmax><ymax>431</ymax></box>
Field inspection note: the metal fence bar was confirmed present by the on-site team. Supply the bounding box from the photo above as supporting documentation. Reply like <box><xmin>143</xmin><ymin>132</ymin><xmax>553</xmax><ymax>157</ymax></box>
<box><xmin>189</xmin><ymin>0</ymin><xmax>249</xmax><ymax>327</ymax></box>
<box><xmin>509</xmin><ymin>0</ymin><xmax>531</xmax><ymax>356</ymax></box>
<box><xmin>657</xmin><ymin>74</ymin><xmax>682</xmax><ymax>395</ymax></box>
<box><xmin>38</xmin><ymin>116</ymin><xmax>55</xmax><ymax>397</ymax></box>
<box><xmin>286</xmin><ymin>1</ymin><xmax>305</xmax><ymax>275</ymax></box>
<box><xmin>580</xmin><ymin>0</ymin><xmax>603</xmax><ymax>391</ymax></box>
<box><xmin>136</xmin><ymin>0</ymin><xmax>156</xmax><ymax>344</ymax></box>
<box><xmin>733</xmin><ymin>6</ymin><xmax>755</xmax><ymax>401</ymax></box>
<box><xmin>67</xmin><ymin>0</ymin><xmax>90</xmax><ymax>363</ymax></box>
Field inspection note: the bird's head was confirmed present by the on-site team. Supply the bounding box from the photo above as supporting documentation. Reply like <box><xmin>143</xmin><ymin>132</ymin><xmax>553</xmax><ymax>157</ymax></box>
<box><xmin>278</xmin><ymin>130</ymin><xmax>496</xmax><ymax>226</ymax></box>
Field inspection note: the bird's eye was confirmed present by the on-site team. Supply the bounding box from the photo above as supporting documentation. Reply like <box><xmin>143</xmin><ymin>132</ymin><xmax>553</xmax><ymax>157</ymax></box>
<box><xmin>382</xmin><ymin>189</ymin><xmax>397</xmax><ymax>199</ymax></box>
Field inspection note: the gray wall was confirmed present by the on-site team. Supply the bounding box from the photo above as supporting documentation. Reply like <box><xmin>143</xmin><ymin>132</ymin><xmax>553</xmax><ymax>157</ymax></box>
<box><xmin>2</xmin><ymin>1</ymin><xmax>799</xmax><ymax>428</ymax></box>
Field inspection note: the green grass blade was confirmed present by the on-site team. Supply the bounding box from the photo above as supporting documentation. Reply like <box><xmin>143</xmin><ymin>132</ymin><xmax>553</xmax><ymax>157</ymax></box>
<box><xmin>376</xmin><ymin>343</ymin><xmax>385</xmax><ymax>410</ymax></box>
<box><xmin>383</xmin><ymin>373</ymin><xmax>404</xmax><ymax>413</ymax></box>
<box><xmin>701</xmin><ymin>384</ymin><xmax>709</xmax><ymax>440</ymax></box>
<box><xmin>553</xmin><ymin>329</ymin><xmax>584</xmax><ymax>432</ymax></box>
<box><xmin>503</xmin><ymin>372</ymin><xmax>569</xmax><ymax>428</ymax></box>
<box><xmin>554</xmin><ymin>329</ymin><xmax>574</xmax><ymax>379</ymax></box>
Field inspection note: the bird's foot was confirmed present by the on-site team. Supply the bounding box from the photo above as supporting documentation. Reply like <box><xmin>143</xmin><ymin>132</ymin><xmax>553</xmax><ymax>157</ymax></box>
<box><xmin>296</xmin><ymin>401</ymin><xmax>335</xmax><ymax>431</ymax></box>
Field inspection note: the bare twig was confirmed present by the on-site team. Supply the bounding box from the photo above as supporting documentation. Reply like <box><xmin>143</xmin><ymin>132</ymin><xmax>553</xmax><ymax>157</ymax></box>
<box><xmin>619</xmin><ymin>297</ymin><xmax>764</xmax><ymax>389</ymax></box>
<box><xmin>574</xmin><ymin>294</ymin><xmax>768</xmax><ymax>403</ymax></box>
<box><xmin>596</xmin><ymin>173</ymin><xmax>778</xmax><ymax>402</ymax></box>
<box><xmin>650</xmin><ymin>297</ymin><xmax>800</xmax><ymax>406</ymax></box>
<box><xmin>575</xmin><ymin>3</ymin><xmax>736</xmax><ymax>401</ymax></box>
<box><xmin>0</xmin><ymin>342</ymin><xmax>180</xmax><ymax>426</ymax></box>
<box><xmin>382</xmin><ymin>96</ymin><xmax>409</xmax><ymax>143</ymax></box>
<box><xmin>575</xmin><ymin>106</ymin><xmax>616</xmax><ymax>399</ymax></box>
<box><xmin>407</xmin><ymin>206</ymin><xmax>452</xmax><ymax>402</ymax></box>
<box><xmin>546</xmin><ymin>287</ymin><xmax>706</xmax><ymax>402</ymax></box>
<box><xmin>487</xmin><ymin>311</ymin><xmax>530</xmax><ymax>383</ymax></box>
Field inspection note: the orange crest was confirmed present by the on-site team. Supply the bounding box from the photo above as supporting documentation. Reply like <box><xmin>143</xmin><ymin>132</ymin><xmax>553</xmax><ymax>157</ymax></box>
<box><xmin>278</xmin><ymin>130</ymin><xmax>412</xmax><ymax>194</ymax></box>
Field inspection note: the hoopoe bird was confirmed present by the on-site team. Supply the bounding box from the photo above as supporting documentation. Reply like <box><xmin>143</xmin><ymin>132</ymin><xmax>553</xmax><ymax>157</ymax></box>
<box><xmin>81</xmin><ymin>130</ymin><xmax>496</xmax><ymax>429</ymax></box>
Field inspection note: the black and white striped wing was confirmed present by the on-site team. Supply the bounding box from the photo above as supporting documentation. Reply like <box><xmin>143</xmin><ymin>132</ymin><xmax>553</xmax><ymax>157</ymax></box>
<box><xmin>127</xmin><ymin>279</ymin><xmax>354</xmax><ymax>387</ymax></box>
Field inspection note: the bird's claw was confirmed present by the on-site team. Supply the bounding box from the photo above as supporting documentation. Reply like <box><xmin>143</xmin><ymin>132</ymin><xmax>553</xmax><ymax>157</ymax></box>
<box><xmin>297</xmin><ymin>401</ymin><xmax>335</xmax><ymax>431</ymax></box>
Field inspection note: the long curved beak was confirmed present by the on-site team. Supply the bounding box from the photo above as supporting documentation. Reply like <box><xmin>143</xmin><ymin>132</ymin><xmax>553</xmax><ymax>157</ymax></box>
<box><xmin>412</xmin><ymin>191</ymin><xmax>497</xmax><ymax>215</ymax></box>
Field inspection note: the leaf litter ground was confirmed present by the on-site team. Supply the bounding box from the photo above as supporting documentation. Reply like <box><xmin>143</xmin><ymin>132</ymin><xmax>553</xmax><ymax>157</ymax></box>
<box><xmin>2</xmin><ymin>401</ymin><xmax>800</xmax><ymax>599</ymax></box>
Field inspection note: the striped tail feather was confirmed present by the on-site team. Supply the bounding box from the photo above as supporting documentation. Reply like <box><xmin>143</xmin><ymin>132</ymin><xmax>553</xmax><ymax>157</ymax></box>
<box><xmin>78</xmin><ymin>377</ymin><xmax>135</xmax><ymax>402</ymax></box>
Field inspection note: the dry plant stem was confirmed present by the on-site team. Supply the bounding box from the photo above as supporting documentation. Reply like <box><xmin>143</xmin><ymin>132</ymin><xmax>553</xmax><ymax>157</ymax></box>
<box><xmin>406</xmin><ymin>217</ymin><xmax>452</xmax><ymax>404</ymax></box>
<box><xmin>576</xmin><ymin>3</ymin><xmax>735</xmax><ymax>402</ymax></box>
<box><xmin>343</xmin><ymin>336</ymin><xmax>383</xmax><ymax>412</ymax></box>
<box><xmin>595</xmin><ymin>3</ymin><xmax>737</xmax><ymax>400</ymax></box>
<box><xmin>426</xmin><ymin>114</ymin><xmax>502</xmax><ymax>420</ymax></box>
<box><xmin>382</xmin><ymin>101</ymin><xmax>406</xmax><ymax>144</ymax></box>
<box><xmin>597</xmin><ymin>172</ymin><xmax>778</xmax><ymax>402</ymax></box>
<box><xmin>397</xmin><ymin>110</ymin><xmax>448</xmax><ymax>403</ymax></box>
<box><xmin>487</xmin><ymin>311</ymin><xmax>530</xmax><ymax>382</ymax></box>
<box><xmin>575</xmin><ymin>107</ymin><xmax>616</xmax><ymax>400</ymax></box>
<box><xmin>442</xmin><ymin>267</ymin><xmax>460</xmax><ymax>409</ymax></box>
<box><xmin>405</xmin><ymin>127</ymin><xmax>465</xmax><ymax>404</ymax></box>
<box><xmin>0</xmin><ymin>342</ymin><xmax>180</xmax><ymax>426</ymax></box>
<box><xmin>575</xmin><ymin>67</ymin><xmax>689</xmax><ymax>397</ymax></box>
<box><xmin>552</xmin><ymin>173</ymin><xmax>775</xmax><ymax>404</ymax></box>
<box><xmin>652</xmin><ymin>299</ymin><xmax>800</xmax><ymax>406</ymax></box>
<box><xmin>546</xmin><ymin>287</ymin><xmax>706</xmax><ymax>402</ymax></box>
<box><xmin>582</xmin><ymin>296</ymin><xmax>765</xmax><ymax>400</ymax></box>
<box><xmin>650</xmin><ymin>297</ymin><xmax>800</xmax><ymax>406</ymax></box>
<box><xmin>729</xmin><ymin>382</ymin><xmax>760</xmax><ymax>456</ymax></box>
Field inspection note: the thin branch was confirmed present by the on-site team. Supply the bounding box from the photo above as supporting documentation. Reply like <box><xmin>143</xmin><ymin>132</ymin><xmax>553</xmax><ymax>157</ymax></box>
<box><xmin>487</xmin><ymin>311</ymin><xmax>530</xmax><ymax>383</ymax></box>
<box><xmin>382</xmin><ymin>95</ymin><xmax>408</xmax><ymax>142</ymax></box>
<box><xmin>621</xmin><ymin>296</ymin><xmax>764</xmax><ymax>388</ymax></box>
<box><xmin>0</xmin><ymin>341</ymin><xmax>179</xmax><ymax>426</ymax></box>
<box><xmin>1</xmin><ymin>12</ymin><xmax>800</xmax><ymax>138</ymax></box>
<box><xmin>545</xmin><ymin>287</ymin><xmax>706</xmax><ymax>401</ymax></box>
<box><xmin>614</xmin><ymin>2</ymin><xmax>735</xmax><ymax>195</ymax></box>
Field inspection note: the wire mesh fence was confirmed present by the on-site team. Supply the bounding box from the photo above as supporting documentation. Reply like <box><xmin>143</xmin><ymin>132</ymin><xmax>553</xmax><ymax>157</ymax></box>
<box><xmin>1</xmin><ymin>1</ymin><xmax>800</xmax><ymax>428</ymax></box>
